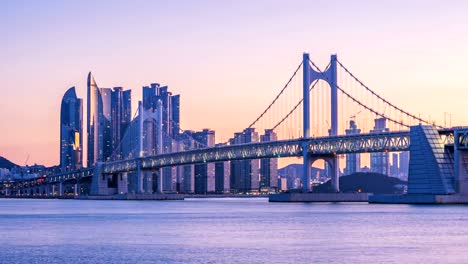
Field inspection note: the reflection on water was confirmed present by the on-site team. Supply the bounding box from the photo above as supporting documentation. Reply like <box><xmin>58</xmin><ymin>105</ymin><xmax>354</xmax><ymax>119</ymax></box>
<box><xmin>0</xmin><ymin>198</ymin><xmax>467</xmax><ymax>264</ymax></box>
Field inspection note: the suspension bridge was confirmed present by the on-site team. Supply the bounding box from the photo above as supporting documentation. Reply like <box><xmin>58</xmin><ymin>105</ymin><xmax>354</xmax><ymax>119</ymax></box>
<box><xmin>3</xmin><ymin>52</ymin><xmax>468</xmax><ymax>203</ymax></box>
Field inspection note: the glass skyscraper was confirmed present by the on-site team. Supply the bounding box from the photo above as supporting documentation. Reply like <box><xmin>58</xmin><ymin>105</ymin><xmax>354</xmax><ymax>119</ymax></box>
<box><xmin>260</xmin><ymin>129</ymin><xmax>278</xmax><ymax>192</ymax></box>
<box><xmin>87</xmin><ymin>72</ymin><xmax>103</xmax><ymax>166</ymax></box>
<box><xmin>192</xmin><ymin>129</ymin><xmax>216</xmax><ymax>194</ymax></box>
<box><xmin>230</xmin><ymin>128</ymin><xmax>260</xmax><ymax>193</ymax></box>
<box><xmin>142</xmin><ymin>83</ymin><xmax>180</xmax><ymax>139</ymax></box>
<box><xmin>60</xmin><ymin>86</ymin><xmax>83</xmax><ymax>172</ymax></box>
<box><xmin>142</xmin><ymin>83</ymin><xmax>180</xmax><ymax>192</ymax></box>
<box><xmin>370</xmin><ymin>117</ymin><xmax>390</xmax><ymax>175</ymax></box>
<box><xmin>345</xmin><ymin>120</ymin><xmax>361</xmax><ymax>175</ymax></box>
<box><xmin>87</xmin><ymin>73</ymin><xmax>132</xmax><ymax>166</ymax></box>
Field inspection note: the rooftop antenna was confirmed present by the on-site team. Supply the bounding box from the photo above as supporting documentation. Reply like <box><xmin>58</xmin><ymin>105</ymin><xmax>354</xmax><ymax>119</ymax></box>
<box><xmin>24</xmin><ymin>154</ymin><xmax>29</xmax><ymax>166</ymax></box>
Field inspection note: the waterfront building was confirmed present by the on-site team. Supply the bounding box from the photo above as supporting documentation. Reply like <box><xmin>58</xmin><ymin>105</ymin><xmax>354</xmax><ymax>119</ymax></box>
<box><xmin>177</xmin><ymin>131</ymin><xmax>197</xmax><ymax>193</ymax></box>
<box><xmin>87</xmin><ymin>73</ymin><xmax>132</xmax><ymax>166</ymax></box>
<box><xmin>110</xmin><ymin>87</ymin><xmax>132</xmax><ymax>159</ymax></box>
<box><xmin>142</xmin><ymin>83</ymin><xmax>180</xmax><ymax>139</ymax></box>
<box><xmin>260</xmin><ymin>129</ymin><xmax>278</xmax><ymax>192</ymax></box>
<box><xmin>399</xmin><ymin>151</ymin><xmax>410</xmax><ymax>180</ymax></box>
<box><xmin>229</xmin><ymin>128</ymin><xmax>260</xmax><ymax>193</ymax></box>
<box><xmin>370</xmin><ymin>118</ymin><xmax>390</xmax><ymax>175</ymax></box>
<box><xmin>87</xmin><ymin>72</ymin><xmax>103</xmax><ymax>166</ymax></box>
<box><xmin>215</xmin><ymin>143</ymin><xmax>230</xmax><ymax>193</ymax></box>
<box><xmin>100</xmin><ymin>88</ymin><xmax>113</xmax><ymax>161</ymax></box>
<box><xmin>344</xmin><ymin>120</ymin><xmax>361</xmax><ymax>175</ymax></box>
<box><xmin>142</xmin><ymin>83</ymin><xmax>181</xmax><ymax>192</ymax></box>
<box><xmin>279</xmin><ymin>177</ymin><xmax>288</xmax><ymax>191</ymax></box>
<box><xmin>60</xmin><ymin>87</ymin><xmax>83</xmax><ymax>172</ymax></box>
<box><xmin>192</xmin><ymin>129</ymin><xmax>215</xmax><ymax>194</ymax></box>
<box><xmin>390</xmin><ymin>153</ymin><xmax>399</xmax><ymax>178</ymax></box>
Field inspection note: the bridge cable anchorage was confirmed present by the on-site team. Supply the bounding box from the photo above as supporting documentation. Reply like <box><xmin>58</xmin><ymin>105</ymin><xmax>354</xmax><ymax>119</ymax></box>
<box><xmin>246</xmin><ymin>61</ymin><xmax>303</xmax><ymax>130</ymax></box>
<box><xmin>308</xmin><ymin>58</ymin><xmax>412</xmax><ymax>129</ymax></box>
<box><xmin>336</xmin><ymin>59</ymin><xmax>443</xmax><ymax>128</ymax></box>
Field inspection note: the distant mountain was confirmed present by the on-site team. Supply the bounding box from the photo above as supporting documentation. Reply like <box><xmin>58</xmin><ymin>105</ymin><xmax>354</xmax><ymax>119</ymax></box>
<box><xmin>312</xmin><ymin>172</ymin><xmax>407</xmax><ymax>194</ymax></box>
<box><xmin>278</xmin><ymin>163</ymin><xmax>325</xmax><ymax>179</ymax></box>
<box><xmin>0</xmin><ymin>156</ymin><xmax>18</xmax><ymax>170</ymax></box>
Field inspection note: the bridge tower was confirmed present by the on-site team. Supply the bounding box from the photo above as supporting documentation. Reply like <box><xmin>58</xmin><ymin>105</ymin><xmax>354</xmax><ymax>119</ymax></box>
<box><xmin>302</xmin><ymin>53</ymin><xmax>339</xmax><ymax>192</ymax></box>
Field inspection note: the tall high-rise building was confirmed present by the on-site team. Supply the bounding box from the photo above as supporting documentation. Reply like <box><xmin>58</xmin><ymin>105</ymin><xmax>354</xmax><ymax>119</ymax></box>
<box><xmin>87</xmin><ymin>72</ymin><xmax>132</xmax><ymax>166</ymax></box>
<box><xmin>215</xmin><ymin>162</ymin><xmax>230</xmax><ymax>193</ymax></box>
<box><xmin>87</xmin><ymin>72</ymin><xmax>103</xmax><ymax>167</ymax></box>
<box><xmin>100</xmin><ymin>88</ymin><xmax>113</xmax><ymax>161</ymax></box>
<box><xmin>399</xmin><ymin>151</ymin><xmax>410</xmax><ymax>180</ymax></box>
<box><xmin>344</xmin><ymin>120</ymin><xmax>361</xmax><ymax>175</ymax></box>
<box><xmin>60</xmin><ymin>87</ymin><xmax>83</xmax><ymax>172</ymax></box>
<box><xmin>142</xmin><ymin>83</ymin><xmax>181</xmax><ymax>192</ymax></box>
<box><xmin>192</xmin><ymin>129</ymin><xmax>215</xmax><ymax>194</ymax></box>
<box><xmin>142</xmin><ymin>83</ymin><xmax>180</xmax><ymax>139</ymax></box>
<box><xmin>215</xmin><ymin>143</ymin><xmax>230</xmax><ymax>193</ymax></box>
<box><xmin>230</xmin><ymin>128</ymin><xmax>260</xmax><ymax>193</ymax></box>
<box><xmin>171</xmin><ymin>94</ymin><xmax>180</xmax><ymax>137</ymax></box>
<box><xmin>390</xmin><ymin>153</ymin><xmax>399</xmax><ymax>177</ymax></box>
<box><xmin>260</xmin><ymin>129</ymin><xmax>278</xmax><ymax>192</ymax></box>
<box><xmin>176</xmin><ymin>131</ymin><xmax>196</xmax><ymax>193</ymax></box>
<box><xmin>370</xmin><ymin>117</ymin><xmax>390</xmax><ymax>175</ymax></box>
<box><xmin>110</xmin><ymin>87</ymin><xmax>132</xmax><ymax>159</ymax></box>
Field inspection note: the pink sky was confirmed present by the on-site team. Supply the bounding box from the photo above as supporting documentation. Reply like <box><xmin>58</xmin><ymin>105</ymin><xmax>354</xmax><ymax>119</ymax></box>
<box><xmin>2</xmin><ymin>0</ymin><xmax>468</xmax><ymax>167</ymax></box>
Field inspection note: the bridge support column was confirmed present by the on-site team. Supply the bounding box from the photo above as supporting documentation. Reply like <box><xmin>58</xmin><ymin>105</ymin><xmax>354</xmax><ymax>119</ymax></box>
<box><xmin>90</xmin><ymin>162</ymin><xmax>113</xmax><ymax>195</ymax></box>
<box><xmin>157</xmin><ymin>168</ymin><xmax>163</xmax><ymax>193</ymax></box>
<box><xmin>455</xmin><ymin>131</ymin><xmax>468</xmax><ymax>195</ymax></box>
<box><xmin>59</xmin><ymin>182</ymin><xmax>64</xmax><ymax>196</ymax></box>
<box><xmin>330</xmin><ymin>54</ymin><xmax>340</xmax><ymax>193</ymax></box>
<box><xmin>118</xmin><ymin>172</ymin><xmax>128</xmax><ymax>194</ymax></box>
<box><xmin>455</xmin><ymin>151</ymin><xmax>468</xmax><ymax>195</ymax></box>
<box><xmin>144</xmin><ymin>171</ymin><xmax>153</xmax><ymax>193</ymax></box>
<box><xmin>330</xmin><ymin>157</ymin><xmax>340</xmax><ymax>193</ymax></box>
<box><xmin>302</xmin><ymin>143</ymin><xmax>311</xmax><ymax>192</ymax></box>
<box><xmin>302</xmin><ymin>53</ymin><xmax>311</xmax><ymax>192</ymax></box>
<box><xmin>136</xmin><ymin>163</ymin><xmax>144</xmax><ymax>194</ymax></box>
<box><xmin>74</xmin><ymin>183</ymin><xmax>79</xmax><ymax>196</ymax></box>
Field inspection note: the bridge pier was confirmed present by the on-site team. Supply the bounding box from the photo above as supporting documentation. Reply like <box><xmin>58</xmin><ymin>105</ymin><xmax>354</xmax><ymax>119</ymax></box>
<box><xmin>330</xmin><ymin>157</ymin><xmax>340</xmax><ymax>193</ymax></box>
<box><xmin>157</xmin><ymin>168</ymin><xmax>163</xmax><ymax>194</ymax></box>
<box><xmin>90</xmin><ymin>162</ymin><xmax>111</xmax><ymax>195</ymax></box>
<box><xmin>143</xmin><ymin>171</ymin><xmax>153</xmax><ymax>193</ymax></box>
<box><xmin>51</xmin><ymin>183</ymin><xmax>57</xmax><ymax>196</ymax></box>
<box><xmin>455</xmin><ymin>130</ymin><xmax>468</xmax><ymax>195</ymax></box>
<box><xmin>136</xmin><ymin>162</ymin><xmax>144</xmax><ymax>194</ymax></box>
<box><xmin>302</xmin><ymin>53</ymin><xmax>311</xmax><ymax>193</ymax></box>
<box><xmin>302</xmin><ymin>143</ymin><xmax>311</xmax><ymax>192</ymax></box>
<box><xmin>74</xmin><ymin>183</ymin><xmax>79</xmax><ymax>196</ymax></box>
<box><xmin>59</xmin><ymin>182</ymin><xmax>64</xmax><ymax>196</ymax></box>
<box><xmin>309</xmin><ymin>156</ymin><xmax>339</xmax><ymax>192</ymax></box>
<box><xmin>118</xmin><ymin>172</ymin><xmax>128</xmax><ymax>194</ymax></box>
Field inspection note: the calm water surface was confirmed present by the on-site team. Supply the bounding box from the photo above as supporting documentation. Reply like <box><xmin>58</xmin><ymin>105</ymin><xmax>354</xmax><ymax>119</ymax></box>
<box><xmin>0</xmin><ymin>198</ymin><xmax>467</xmax><ymax>264</ymax></box>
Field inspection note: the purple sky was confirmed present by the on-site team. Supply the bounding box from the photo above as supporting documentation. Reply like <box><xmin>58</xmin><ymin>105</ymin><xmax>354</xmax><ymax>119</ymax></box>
<box><xmin>2</xmin><ymin>0</ymin><xmax>468</xmax><ymax>166</ymax></box>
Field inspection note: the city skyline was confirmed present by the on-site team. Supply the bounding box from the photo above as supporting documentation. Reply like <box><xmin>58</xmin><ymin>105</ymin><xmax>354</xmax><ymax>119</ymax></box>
<box><xmin>2</xmin><ymin>2</ymin><xmax>468</xmax><ymax>263</ymax></box>
<box><xmin>2</xmin><ymin>0</ymin><xmax>468</xmax><ymax>166</ymax></box>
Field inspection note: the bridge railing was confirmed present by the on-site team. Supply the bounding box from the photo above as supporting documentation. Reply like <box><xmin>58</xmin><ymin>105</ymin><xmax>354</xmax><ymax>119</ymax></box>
<box><xmin>102</xmin><ymin>131</ymin><xmax>411</xmax><ymax>174</ymax></box>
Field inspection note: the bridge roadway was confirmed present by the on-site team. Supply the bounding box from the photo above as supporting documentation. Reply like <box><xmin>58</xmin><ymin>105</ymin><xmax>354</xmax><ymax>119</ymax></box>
<box><xmin>102</xmin><ymin>131</ymin><xmax>410</xmax><ymax>174</ymax></box>
<box><xmin>0</xmin><ymin>131</ymin><xmax>411</xmax><ymax>195</ymax></box>
<box><xmin>4</xmin><ymin>128</ymin><xmax>464</xmax><ymax>196</ymax></box>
